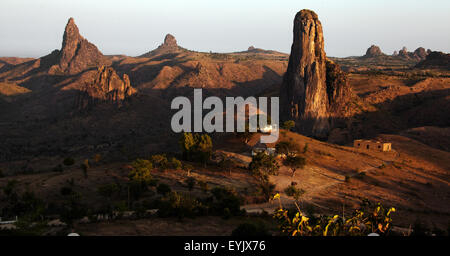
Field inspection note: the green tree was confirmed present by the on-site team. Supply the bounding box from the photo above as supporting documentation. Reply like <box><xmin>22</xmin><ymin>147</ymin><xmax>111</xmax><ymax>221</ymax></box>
<box><xmin>179</xmin><ymin>133</ymin><xmax>196</xmax><ymax>160</ymax></box>
<box><xmin>281</xmin><ymin>120</ymin><xmax>295</xmax><ymax>131</ymax></box>
<box><xmin>195</xmin><ymin>134</ymin><xmax>213</xmax><ymax>165</ymax></box>
<box><xmin>151</xmin><ymin>154</ymin><xmax>169</xmax><ymax>171</ymax></box>
<box><xmin>283</xmin><ymin>155</ymin><xmax>306</xmax><ymax>177</ymax></box>
<box><xmin>249</xmin><ymin>152</ymin><xmax>279</xmax><ymax>182</ymax></box>
<box><xmin>275</xmin><ymin>141</ymin><xmax>301</xmax><ymax>155</ymax></box>
<box><xmin>129</xmin><ymin>159</ymin><xmax>153</xmax><ymax>183</ymax></box>
<box><xmin>169</xmin><ymin>157</ymin><xmax>182</xmax><ymax>170</ymax></box>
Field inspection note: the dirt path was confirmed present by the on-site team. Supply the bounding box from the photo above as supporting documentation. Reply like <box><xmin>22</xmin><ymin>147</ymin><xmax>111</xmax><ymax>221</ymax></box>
<box><xmin>241</xmin><ymin>150</ymin><xmax>400</xmax><ymax>214</ymax></box>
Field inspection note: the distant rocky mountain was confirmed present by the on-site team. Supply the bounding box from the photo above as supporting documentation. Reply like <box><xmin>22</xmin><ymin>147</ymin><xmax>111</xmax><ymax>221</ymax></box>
<box><xmin>363</xmin><ymin>45</ymin><xmax>384</xmax><ymax>58</ymax></box>
<box><xmin>396</xmin><ymin>46</ymin><xmax>430</xmax><ymax>61</ymax></box>
<box><xmin>415</xmin><ymin>51</ymin><xmax>450</xmax><ymax>69</ymax></box>
<box><xmin>140</xmin><ymin>34</ymin><xmax>186</xmax><ymax>58</ymax></box>
<box><xmin>280</xmin><ymin>9</ymin><xmax>352</xmax><ymax>139</ymax></box>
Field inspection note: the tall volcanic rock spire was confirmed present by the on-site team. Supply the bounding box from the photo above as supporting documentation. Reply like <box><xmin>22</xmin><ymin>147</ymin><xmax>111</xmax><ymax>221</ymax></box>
<box><xmin>280</xmin><ymin>10</ymin><xmax>329</xmax><ymax>138</ymax></box>
<box><xmin>51</xmin><ymin>18</ymin><xmax>105</xmax><ymax>74</ymax></box>
<box><xmin>280</xmin><ymin>9</ymin><xmax>351</xmax><ymax>138</ymax></box>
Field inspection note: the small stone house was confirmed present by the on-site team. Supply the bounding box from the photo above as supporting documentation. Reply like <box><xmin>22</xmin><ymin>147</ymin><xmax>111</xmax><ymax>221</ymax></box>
<box><xmin>353</xmin><ymin>139</ymin><xmax>391</xmax><ymax>152</ymax></box>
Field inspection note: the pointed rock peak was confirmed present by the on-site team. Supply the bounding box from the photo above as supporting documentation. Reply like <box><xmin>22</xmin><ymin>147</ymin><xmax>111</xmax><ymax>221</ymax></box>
<box><xmin>52</xmin><ymin>17</ymin><xmax>105</xmax><ymax>74</ymax></box>
<box><xmin>163</xmin><ymin>34</ymin><xmax>177</xmax><ymax>47</ymax></box>
<box><xmin>296</xmin><ymin>9</ymin><xmax>319</xmax><ymax>21</ymax></box>
<box><xmin>280</xmin><ymin>9</ymin><xmax>351</xmax><ymax>139</ymax></box>
<box><xmin>63</xmin><ymin>17</ymin><xmax>81</xmax><ymax>42</ymax></box>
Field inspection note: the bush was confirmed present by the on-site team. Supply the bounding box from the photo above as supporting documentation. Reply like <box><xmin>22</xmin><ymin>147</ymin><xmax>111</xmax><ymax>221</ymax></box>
<box><xmin>281</xmin><ymin>120</ymin><xmax>295</xmax><ymax>131</ymax></box>
<box><xmin>63</xmin><ymin>157</ymin><xmax>75</xmax><ymax>166</ymax></box>
<box><xmin>284</xmin><ymin>185</ymin><xmax>305</xmax><ymax>201</ymax></box>
<box><xmin>151</xmin><ymin>154</ymin><xmax>169</xmax><ymax>170</ymax></box>
<box><xmin>275</xmin><ymin>141</ymin><xmax>301</xmax><ymax>155</ymax></box>
<box><xmin>258</xmin><ymin>181</ymin><xmax>276</xmax><ymax>202</ymax></box>
<box><xmin>169</xmin><ymin>157</ymin><xmax>182</xmax><ymax>170</ymax></box>
<box><xmin>129</xmin><ymin>159</ymin><xmax>153</xmax><ymax>183</ymax></box>
<box><xmin>232</xmin><ymin>222</ymin><xmax>271</xmax><ymax>236</ymax></box>
<box><xmin>156</xmin><ymin>192</ymin><xmax>203</xmax><ymax>218</ymax></box>
<box><xmin>210</xmin><ymin>187</ymin><xmax>242</xmax><ymax>216</ymax></box>
<box><xmin>249</xmin><ymin>152</ymin><xmax>279</xmax><ymax>182</ymax></box>
<box><xmin>157</xmin><ymin>183</ymin><xmax>172</xmax><ymax>196</ymax></box>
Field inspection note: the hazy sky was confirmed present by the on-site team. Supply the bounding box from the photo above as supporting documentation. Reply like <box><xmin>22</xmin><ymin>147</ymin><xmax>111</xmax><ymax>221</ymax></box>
<box><xmin>1</xmin><ymin>0</ymin><xmax>449</xmax><ymax>58</ymax></box>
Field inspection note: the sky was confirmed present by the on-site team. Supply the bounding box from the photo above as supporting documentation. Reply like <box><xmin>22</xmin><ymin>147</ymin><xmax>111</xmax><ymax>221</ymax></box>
<box><xmin>1</xmin><ymin>0</ymin><xmax>449</xmax><ymax>58</ymax></box>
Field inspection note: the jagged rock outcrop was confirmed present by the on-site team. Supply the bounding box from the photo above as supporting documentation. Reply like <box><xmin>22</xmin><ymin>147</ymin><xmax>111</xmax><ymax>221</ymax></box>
<box><xmin>140</xmin><ymin>34</ymin><xmax>184</xmax><ymax>57</ymax></box>
<box><xmin>398</xmin><ymin>47</ymin><xmax>409</xmax><ymax>59</ymax></box>
<box><xmin>364</xmin><ymin>45</ymin><xmax>384</xmax><ymax>58</ymax></box>
<box><xmin>280</xmin><ymin>9</ymin><xmax>352</xmax><ymax>138</ymax></box>
<box><xmin>48</xmin><ymin>18</ymin><xmax>106</xmax><ymax>74</ymax></box>
<box><xmin>326</xmin><ymin>60</ymin><xmax>352</xmax><ymax>114</ymax></box>
<box><xmin>76</xmin><ymin>66</ymin><xmax>136</xmax><ymax>109</ymax></box>
<box><xmin>397</xmin><ymin>46</ymin><xmax>429</xmax><ymax>61</ymax></box>
<box><xmin>414</xmin><ymin>47</ymin><xmax>428</xmax><ymax>60</ymax></box>
<box><xmin>415</xmin><ymin>51</ymin><xmax>450</xmax><ymax>69</ymax></box>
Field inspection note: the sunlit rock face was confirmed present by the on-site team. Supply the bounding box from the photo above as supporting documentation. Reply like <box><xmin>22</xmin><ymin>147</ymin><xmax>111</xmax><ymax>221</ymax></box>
<box><xmin>49</xmin><ymin>17</ymin><xmax>105</xmax><ymax>75</ymax></box>
<box><xmin>280</xmin><ymin>9</ymin><xmax>352</xmax><ymax>139</ymax></box>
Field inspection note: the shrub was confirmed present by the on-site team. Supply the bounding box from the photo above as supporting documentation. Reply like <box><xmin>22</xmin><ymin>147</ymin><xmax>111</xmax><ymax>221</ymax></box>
<box><xmin>284</xmin><ymin>185</ymin><xmax>305</xmax><ymax>201</ymax></box>
<box><xmin>281</xmin><ymin>120</ymin><xmax>295</xmax><ymax>131</ymax></box>
<box><xmin>282</xmin><ymin>155</ymin><xmax>306</xmax><ymax>177</ymax></box>
<box><xmin>169</xmin><ymin>157</ymin><xmax>182</xmax><ymax>170</ymax></box>
<box><xmin>259</xmin><ymin>181</ymin><xmax>276</xmax><ymax>202</ymax></box>
<box><xmin>210</xmin><ymin>187</ymin><xmax>242</xmax><ymax>216</ymax></box>
<box><xmin>249</xmin><ymin>152</ymin><xmax>279</xmax><ymax>182</ymax></box>
<box><xmin>156</xmin><ymin>192</ymin><xmax>203</xmax><ymax>218</ymax></box>
<box><xmin>275</xmin><ymin>141</ymin><xmax>301</xmax><ymax>155</ymax></box>
<box><xmin>151</xmin><ymin>154</ymin><xmax>169</xmax><ymax>170</ymax></box>
<box><xmin>63</xmin><ymin>157</ymin><xmax>75</xmax><ymax>166</ymax></box>
<box><xmin>157</xmin><ymin>183</ymin><xmax>172</xmax><ymax>196</ymax></box>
